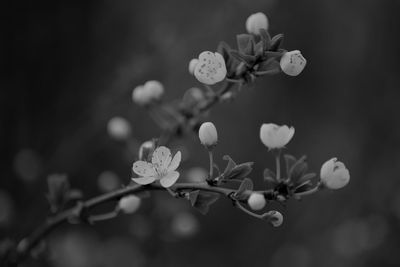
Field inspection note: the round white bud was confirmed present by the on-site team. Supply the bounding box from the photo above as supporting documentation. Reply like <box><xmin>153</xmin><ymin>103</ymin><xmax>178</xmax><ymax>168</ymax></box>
<box><xmin>280</xmin><ymin>50</ymin><xmax>307</xmax><ymax>76</ymax></box>
<box><xmin>320</xmin><ymin>158</ymin><xmax>350</xmax><ymax>189</ymax></box>
<box><xmin>107</xmin><ymin>117</ymin><xmax>131</xmax><ymax>140</ymax></box>
<box><xmin>118</xmin><ymin>195</ymin><xmax>141</xmax><ymax>214</ymax></box>
<box><xmin>247</xmin><ymin>193</ymin><xmax>266</xmax><ymax>210</ymax></box>
<box><xmin>245</xmin><ymin>12</ymin><xmax>269</xmax><ymax>35</ymax></box>
<box><xmin>198</xmin><ymin>122</ymin><xmax>218</xmax><ymax>148</ymax></box>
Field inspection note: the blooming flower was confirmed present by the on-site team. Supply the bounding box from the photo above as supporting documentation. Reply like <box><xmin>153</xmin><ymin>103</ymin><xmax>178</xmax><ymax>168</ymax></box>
<box><xmin>132</xmin><ymin>146</ymin><xmax>181</xmax><ymax>188</ymax></box>
<box><xmin>198</xmin><ymin>122</ymin><xmax>218</xmax><ymax>148</ymax></box>
<box><xmin>260</xmin><ymin>123</ymin><xmax>295</xmax><ymax>149</ymax></box>
<box><xmin>248</xmin><ymin>193</ymin><xmax>266</xmax><ymax>210</ymax></box>
<box><xmin>320</xmin><ymin>158</ymin><xmax>350</xmax><ymax>189</ymax></box>
<box><xmin>132</xmin><ymin>80</ymin><xmax>164</xmax><ymax>106</ymax></box>
<box><xmin>280</xmin><ymin>50</ymin><xmax>307</xmax><ymax>76</ymax></box>
<box><xmin>107</xmin><ymin>117</ymin><xmax>131</xmax><ymax>140</ymax></box>
<box><xmin>194</xmin><ymin>51</ymin><xmax>227</xmax><ymax>85</ymax></box>
<box><xmin>245</xmin><ymin>12</ymin><xmax>269</xmax><ymax>35</ymax></box>
<box><xmin>188</xmin><ymin>58</ymin><xmax>199</xmax><ymax>75</ymax></box>
<box><xmin>118</xmin><ymin>195</ymin><xmax>141</xmax><ymax>214</ymax></box>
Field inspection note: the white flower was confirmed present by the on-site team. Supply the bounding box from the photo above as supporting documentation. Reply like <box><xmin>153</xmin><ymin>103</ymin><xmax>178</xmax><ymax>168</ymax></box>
<box><xmin>107</xmin><ymin>117</ymin><xmax>131</xmax><ymax>140</ymax></box>
<box><xmin>245</xmin><ymin>12</ymin><xmax>269</xmax><ymax>35</ymax></box>
<box><xmin>198</xmin><ymin>122</ymin><xmax>218</xmax><ymax>148</ymax></box>
<box><xmin>188</xmin><ymin>58</ymin><xmax>199</xmax><ymax>75</ymax></box>
<box><xmin>118</xmin><ymin>195</ymin><xmax>141</xmax><ymax>214</ymax></box>
<box><xmin>320</xmin><ymin>158</ymin><xmax>350</xmax><ymax>189</ymax></box>
<box><xmin>280</xmin><ymin>50</ymin><xmax>307</xmax><ymax>76</ymax></box>
<box><xmin>132</xmin><ymin>80</ymin><xmax>164</xmax><ymax>106</ymax></box>
<box><xmin>194</xmin><ymin>51</ymin><xmax>227</xmax><ymax>85</ymax></box>
<box><xmin>132</xmin><ymin>146</ymin><xmax>181</xmax><ymax>188</ymax></box>
<box><xmin>247</xmin><ymin>193</ymin><xmax>266</xmax><ymax>210</ymax></box>
<box><xmin>270</xmin><ymin>211</ymin><xmax>283</xmax><ymax>227</ymax></box>
<box><xmin>260</xmin><ymin>123</ymin><xmax>295</xmax><ymax>149</ymax></box>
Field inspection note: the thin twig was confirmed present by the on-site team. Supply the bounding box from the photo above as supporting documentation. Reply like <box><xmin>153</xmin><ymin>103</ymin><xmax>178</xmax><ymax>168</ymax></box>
<box><xmin>8</xmin><ymin>182</ymin><xmax>238</xmax><ymax>266</ymax></box>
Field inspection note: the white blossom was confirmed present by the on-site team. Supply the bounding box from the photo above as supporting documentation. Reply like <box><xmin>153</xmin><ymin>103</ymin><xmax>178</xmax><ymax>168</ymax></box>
<box><xmin>132</xmin><ymin>146</ymin><xmax>181</xmax><ymax>188</ymax></box>
<box><xmin>194</xmin><ymin>51</ymin><xmax>227</xmax><ymax>85</ymax></box>
<box><xmin>260</xmin><ymin>123</ymin><xmax>295</xmax><ymax>149</ymax></box>
<box><xmin>280</xmin><ymin>50</ymin><xmax>307</xmax><ymax>76</ymax></box>
<box><xmin>320</xmin><ymin>158</ymin><xmax>350</xmax><ymax>189</ymax></box>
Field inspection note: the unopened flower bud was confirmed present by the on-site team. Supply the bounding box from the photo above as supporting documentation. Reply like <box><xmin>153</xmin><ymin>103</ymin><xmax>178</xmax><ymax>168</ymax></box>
<box><xmin>118</xmin><ymin>195</ymin><xmax>141</xmax><ymax>214</ymax></box>
<box><xmin>132</xmin><ymin>80</ymin><xmax>164</xmax><ymax>106</ymax></box>
<box><xmin>188</xmin><ymin>58</ymin><xmax>199</xmax><ymax>75</ymax></box>
<box><xmin>245</xmin><ymin>12</ymin><xmax>269</xmax><ymax>35</ymax></box>
<box><xmin>138</xmin><ymin>140</ymin><xmax>156</xmax><ymax>161</ymax></box>
<box><xmin>198</xmin><ymin>122</ymin><xmax>218</xmax><ymax>148</ymax></box>
<box><xmin>260</xmin><ymin>123</ymin><xmax>295</xmax><ymax>149</ymax></box>
<box><xmin>270</xmin><ymin>211</ymin><xmax>283</xmax><ymax>227</ymax></box>
<box><xmin>320</xmin><ymin>158</ymin><xmax>350</xmax><ymax>189</ymax></box>
<box><xmin>280</xmin><ymin>50</ymin><xmax>307</xmax><ymax>76</ymax></box>
<box><xmin>247</xmin><ymin>193</ymin><xmax>266</xmax><ymax>210</ymax></box>
<box><xmin>107</xmin><ymin>117</ymin><xmax>131</xmax><ymax>140</ymax></box>
<box><xmin>144</xmin><ymin>80</ymin><xmax>164</xmax><ymax>99</ymax></box>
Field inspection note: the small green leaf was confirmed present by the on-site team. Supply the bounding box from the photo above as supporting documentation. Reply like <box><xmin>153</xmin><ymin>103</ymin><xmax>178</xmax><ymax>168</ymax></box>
<box><xmin>218</xmin><ymin>41</ymin><xmax>242</xmax><ymax>77</ymax></box>
<box><xmin>235</xmin><ymin>178</ymin><xmax>253</xmax><ymax>200</ymax></box>
<box><xmin>47</xmin><ymin>174</ymin><xmax>70</xmax><ymax>213</ymax></box>
<box><xmin>236</xmin><ymin>34</ymin><xmax>254</xmax><ymax>55</ymax></box>
<box><xmin>230</xmin><ymin>51</ymin><xmax>256</xmax><ymax>66</ymax></box>
<box><xmin>222</xmin><ymin>155</ymin><xmax>237</xmax><ymax>177</ymax></box>
<box><xmin>284</xmin><ymin>154</ymin><xmax>297</xmax><ymax>176</ymax></box>
<box><xmin>259</xmin><ymin>28</ymin><xmax>271</xmax><ymax>50</ymax></box>
<box><xmin>288</xmin><ymin>155</ymin><xmax>308</xmax><ymax>182</ymax></box>
<box><xmin>255</xmin><ymin>69</ymin><xmax>281</xmax><ymax>76</ymax></box>
<box><xmin>255</xmin><ymin>58</ymin><xmax>280</xmax><ymax>76</ymax></box>
<box><xmin>270</xmin><ymin>34</ymin><xmax>284</xmax><ymax>51</ymax></box>
<box><xmin>294</xmin><ymin>180</ymin><xmax>313</xmax><ymax>193</ymax></box>
<box><xmin>264</xmin><ymin>51</ymin><xmax>284</xmax><ymax>59</ymax></box>
<box><xmin>226</xmin><ymin>162</ymin><xmax>253</xmax><ymax>180</ymax></box>
<box><xmin>297</xmin><ymin>172</ymin><xmax>316</xmax><ymax>184</ymax></box>
<box><xmin>264</xmin><ymin>176</ymin><xmax>277</xmax><ymax>186</ymax></box>
<box><xmin>188</xmin><ymin>190</ymin><xmax>200</xmax><ymax>206</ymax></box>
<box><xmin>192</xmin><ymin>191</ymin><xmax>220</xmax><ymax>215</ymax></box>
<box><xmin>254</xmin><ymin>41</ymin><xmax>264</xmax><ymax>57</ymax></box>
<box><xmin>217</xmin><ymin>41</ymin><xmax>231</xmax><ymax>59</ymax></box>
<box><xmin>263</xmin><ymin>168</ymin><xmax>276</xmax><ymax>181</ymax></box>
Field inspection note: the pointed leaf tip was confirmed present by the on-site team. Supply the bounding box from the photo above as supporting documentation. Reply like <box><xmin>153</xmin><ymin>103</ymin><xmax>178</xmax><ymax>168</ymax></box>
<box><xmin>192</xmin><ymin>191</ymin><xmax>220</xmax><ymax>215</ymax></box>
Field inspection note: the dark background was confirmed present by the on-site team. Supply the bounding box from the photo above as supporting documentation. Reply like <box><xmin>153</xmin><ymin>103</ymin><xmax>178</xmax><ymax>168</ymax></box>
<box><xmin>1</xmin><ymin>0</ymin><xmax>400</xmax><ymax>266</ymax></box>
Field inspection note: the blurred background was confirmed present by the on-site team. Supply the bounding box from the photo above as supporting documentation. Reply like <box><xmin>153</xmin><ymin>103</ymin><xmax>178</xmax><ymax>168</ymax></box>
<box><xmin>1</xmin><ymin>0</ymin><xmax>400</xmax><ymax>266</ymax></box>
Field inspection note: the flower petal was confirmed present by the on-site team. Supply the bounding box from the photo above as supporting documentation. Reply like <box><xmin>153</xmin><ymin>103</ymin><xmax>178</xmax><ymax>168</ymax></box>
<box><xmin>152</xmin><ymin>146</ymin><xmax>172</xmax><ymax>170</ymax></box>
<box><xmin>167</xmin><ymin>151</ymin><xmax>181</xmax><ymax>172</ymax></box>
<box><xmin>160</xmin><ymin>171</ymin><xmax>180</xmax><ymax>188</ymax></box>
<box><xmin>131</xmin><ymin>176</ymin><xmax>156</xmax><ymax>185</ymax></box>
<box><xmin>132</xmin><ymin>161</ymin><xmax>156</xmax><ymax>177</ymax></box>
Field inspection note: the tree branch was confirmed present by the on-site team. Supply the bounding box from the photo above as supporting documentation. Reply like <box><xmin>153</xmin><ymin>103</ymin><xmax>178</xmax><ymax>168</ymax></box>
<box><xmin>6</xmin><ymin>181</ymin><xmax>273</xmax><ymax>266</ymax></box>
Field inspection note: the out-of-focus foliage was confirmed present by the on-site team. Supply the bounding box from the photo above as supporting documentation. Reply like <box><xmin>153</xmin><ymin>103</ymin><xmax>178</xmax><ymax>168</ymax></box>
<box><xmin>1</xmin><ymin>0</ymin><xmax>400</xmax><ymax>266</ymax></box>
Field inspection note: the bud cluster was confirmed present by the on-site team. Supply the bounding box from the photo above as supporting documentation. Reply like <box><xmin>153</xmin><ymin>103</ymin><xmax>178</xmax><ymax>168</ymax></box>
<box><xmin>132</xmin><ymin>80</ymin><xmax>164</xmax><ymax>106</ymax></box>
